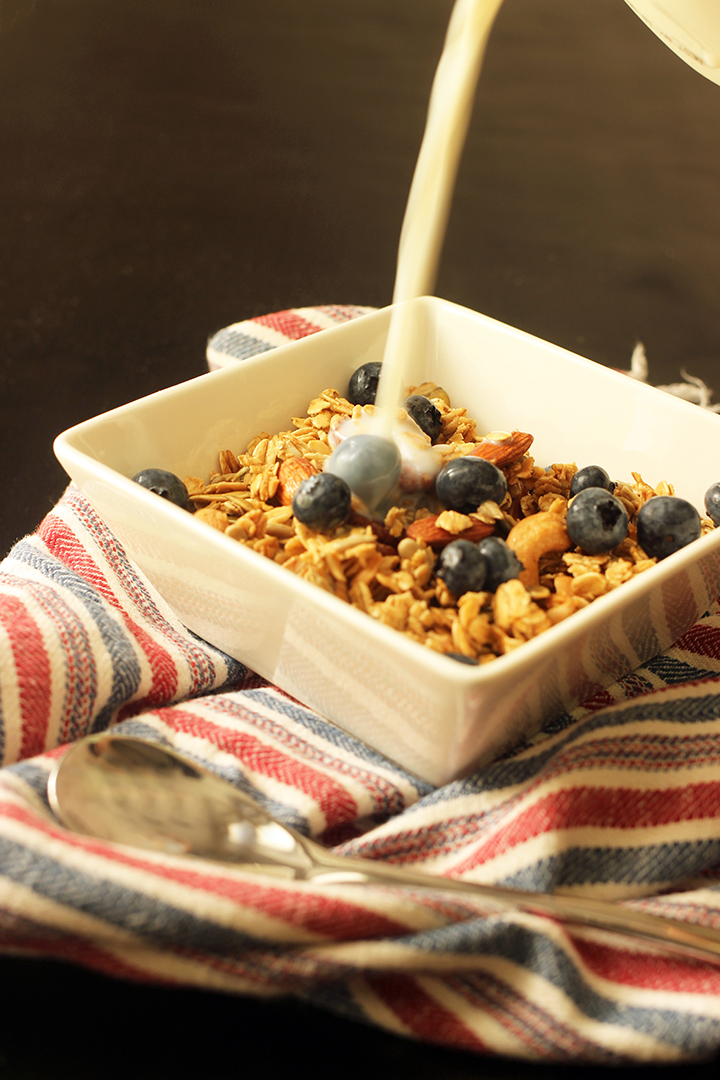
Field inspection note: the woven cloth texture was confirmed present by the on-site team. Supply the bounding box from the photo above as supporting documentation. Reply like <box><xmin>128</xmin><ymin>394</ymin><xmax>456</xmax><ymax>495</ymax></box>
<box><xmin>1</xmin><ymin>307</ymin><xmax>720</xmax><ymax>1064</ymax></box>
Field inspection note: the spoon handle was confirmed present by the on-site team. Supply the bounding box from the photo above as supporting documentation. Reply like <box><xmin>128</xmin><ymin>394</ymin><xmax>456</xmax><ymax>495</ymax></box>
<box><xmin>304</xmin><ymin>853</ymin><xmax>720</xmax><ymax>966</ymax></box>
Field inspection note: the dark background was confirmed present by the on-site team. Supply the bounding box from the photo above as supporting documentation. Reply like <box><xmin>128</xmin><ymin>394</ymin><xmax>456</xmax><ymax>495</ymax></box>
<box><xmin>2</xmin><ymin>0</ymin><xmax>720</xmax><ymax>1075</ymax></box>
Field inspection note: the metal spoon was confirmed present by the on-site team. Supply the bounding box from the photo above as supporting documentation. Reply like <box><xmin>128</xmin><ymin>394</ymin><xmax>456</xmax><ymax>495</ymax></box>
<box><xmin>48</xmin><ymin>734</ymin><xmax>720</xmax><ymax>966</ymax></box>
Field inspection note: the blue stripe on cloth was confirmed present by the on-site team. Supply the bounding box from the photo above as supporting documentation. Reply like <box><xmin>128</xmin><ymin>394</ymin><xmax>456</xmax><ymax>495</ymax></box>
<box><xmin>185</xmin><ymin>627</ymin><xmax>247</xmax><ymax>687</ymax></box>
<box><xmin>498</xmin><ymin>841</ymin><xmax>720</xmax><ymax>891</ymax></box>
<box><xmin>642</xmin><ymin>655</ymin><xmax>720</xmax><ymax>685</ymax></box>
<box><xmin>416</xmin><ymin>691</ymin><xmax>720</xmax><ymax>807</ymax></box>
<box><xmin>300</xmin><ymin>970</ymin><xmax>621</xmax><ymax>1064</ymax></box>
<box><xmin>614</xmin><ymin>671</ymin><xmax>658</xmax><ymax>697</ymax></box>
<box><xmin>0</xmin><ymin>835</ymin><xmax>281</xmax><ymax>959</ymax></box>
<box><xmin>64</xmin><ymin>489</ymin><xmax>248</xmax><ymax>692</ymax></box>
<box><xmin>204</xmin><ymin>691</ymin><xmax>430</xmax><ymax>817</ymax></box>
<box><xmin>444</xmin><ymin>969</ymin><xmax>620</xmax><ymax>1062</ymax></box>
<box><xmin>207</xmin><ymin>329</ymin><xmax>275</xmax><ymax>360</ymax></box>
<box><xmin>390</xmin><ymin>920</ymin><xmax>720</xmax><ymax>1057</ymax></box>
<box><xmin>5</xmin><ymin>761</ymin><xmax>53</xmax><ymax>805</ymax></box>
<box><xmin>298</xmin><ymin>979</ymin><xmax>371</xmax><ymax>1024</ymax></box>
<box><xmin>540</xmin><ymin>671</ymin><xmax>660</xmax><ymax>737</ymax></box>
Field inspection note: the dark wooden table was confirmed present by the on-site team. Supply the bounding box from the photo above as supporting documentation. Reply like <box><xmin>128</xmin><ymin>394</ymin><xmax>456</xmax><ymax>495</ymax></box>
<box><xmin>2</xmin><ymin>1</ymin><xmax>720</xmax><ymax>1074</ymax></box>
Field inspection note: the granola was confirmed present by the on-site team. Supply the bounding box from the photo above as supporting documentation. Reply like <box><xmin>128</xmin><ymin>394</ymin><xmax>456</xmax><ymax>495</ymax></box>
<box><xmin>184</xmin><ymin>384</ymin><xmax>715</xmax><ymax>664</ymax></box>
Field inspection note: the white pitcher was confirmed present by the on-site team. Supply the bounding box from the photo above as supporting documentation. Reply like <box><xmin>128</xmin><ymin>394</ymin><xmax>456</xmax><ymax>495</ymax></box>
<box><xmin>625</xmin><ymin>0</ymin><xmax>720</xmax><ymax>85</ymax></box>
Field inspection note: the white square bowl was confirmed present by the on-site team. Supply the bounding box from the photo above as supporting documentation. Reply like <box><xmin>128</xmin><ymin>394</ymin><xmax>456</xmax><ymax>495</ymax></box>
<box><xmin>54</xmin><ymin>297</ymin><xmax>720</xmax><ymax>785</ymax></box>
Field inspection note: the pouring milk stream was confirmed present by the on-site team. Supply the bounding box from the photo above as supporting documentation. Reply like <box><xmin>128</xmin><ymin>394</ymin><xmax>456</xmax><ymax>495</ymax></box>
<box><xmin>324</xmin><ymin>0</ymin><xmax>505</xmax><ymax>510</ymax></box>
<box><xmin>378</xmin><ymin>0</ymin><xmax>720</xmax><ymax>406</ymax></box>
<box><xmin>331</xmin><ymin>0</ymin><xmax>720</xmax><ymax>510</ymax></box>
<box><xmin>374</xmin><ymin>0</ymin><xmax>505</xmax><ymax>418</ymax></box>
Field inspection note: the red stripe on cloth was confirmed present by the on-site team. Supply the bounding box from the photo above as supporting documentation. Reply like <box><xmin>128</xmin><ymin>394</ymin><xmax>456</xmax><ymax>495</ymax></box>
<box><xmin>450</xmin><ymin>782</ymin><xmax>720</xmax><ymax>874</ymax></box>
<box><xmin>0</xmin><ymin>595</ymin><xmax>51</xmax><ymax>758</ymax></box>
<box><xmin>0</xmin><ymin>799</ymin><xmax>408</xmax><ymax>940</ymax></box>
<box><xmin>252</xmin><ymin>310</ymin><xmax>323</xmax><ymax>340</ymax></box>
<box><xmin>367</xmin><ymin>974</ymin><xmax>492</xmax><ymax>1053</ymax></box>
<box><xmin>39</xmin><ymin>517</ymin><xmax>115</xmax><ymax>600</ymax></box>
<box><xmin>39</xmin><ymin>520</ymin><xmax>179</xmax><ymax>712</ymax></box>
<box><xmin>162</xmin><ymin>706</ymin><xmax>360</xmax><ymax>828</ymax></box>
<box><xmin>673</xmin><ymin>621</ymin><xmax>720</xmax><ymax>662</ymax></box>
<box><xmin>573</xmin><ymin>937</ymin><xmax>720</xmax><ymax>993</ymax></box>
<box><xmin>579</xmin><ymin>688</ymin><xmax>617</xmax><ymax>712</ymax></box>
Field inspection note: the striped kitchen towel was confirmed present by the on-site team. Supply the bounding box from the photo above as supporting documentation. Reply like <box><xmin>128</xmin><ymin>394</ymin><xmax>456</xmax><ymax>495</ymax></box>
<box><xmin>206</xmin><ymin>304</ymin><xmax>376</xmax><ymax>369</ymax></box>
<box><xmin>1</xmin><ymin>307</ymin><xmax>720</xmax><ymax>1064</ymax></box>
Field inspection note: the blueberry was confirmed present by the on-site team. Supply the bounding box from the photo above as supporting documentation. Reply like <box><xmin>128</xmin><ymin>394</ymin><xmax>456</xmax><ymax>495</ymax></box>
<box><xmin>348</xmin><ymin>362</ymin><xmax>382</xmax><ymax>406</ymax></box>
<box><xmin>403</xmin><ymin>394</ymin><xmax>442</xmax><ymax>442</ymax></box>
<box><xmin>704</xmin><ymin>483</ymin><xmax>720</xmax><ymax>526</ymax></box>
<box><xmin>436</xmin><ymin>540</ymin><xmax>488</xmax><ymax>596</ymax></box>
<box><xmin>325</xmin><ymin>433</ymin><xmax>401</xmax><ymax>509</ymax></box>
<box><xmin>566</xmin><ymin>487</ymin><xmax>629</xmax><ymax>554</ymax></box>
<box><xmin>570</xmin><ymin>465</ymin><xmax>615</xmax><ymax>498</ymax></box>
<box><xmin>476</xmin><ymin>536</ymin><xmax>524</xmax><ymax>591</ymax></box>
<box><xmin>637</xmin><ymin>496</ymin><xmax>701</xmax><ymax>560</ymax></box>
<box><xmin>292</xmin><ymin>473</ymin><xmax>351</xmax><ymax>531</ymax></box>
<box><xmin>132</xmin><ymin>468</ymin><xmax>189</xmax><ymax>509</ymax></box>
<box><xmin>436</xmin><ymin>457</ymin><xmax>507</xmax><ymax>514</ymax></box>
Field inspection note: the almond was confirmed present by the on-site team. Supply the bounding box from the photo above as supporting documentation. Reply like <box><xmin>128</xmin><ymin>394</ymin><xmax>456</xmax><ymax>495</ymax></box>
<box><xmin>471</xmin><ymin>430</ymin><xmax>533</xmax><ymax>467</ymax></box>
<box><xmin>276</xmin><ymin>458</ymin><xmax>317</xmax><ymax>505</ymax></box>
<box><xmin>407</xmin><ymin>514</ymin><xmax>494</xmax><ymax>550</ymax></box>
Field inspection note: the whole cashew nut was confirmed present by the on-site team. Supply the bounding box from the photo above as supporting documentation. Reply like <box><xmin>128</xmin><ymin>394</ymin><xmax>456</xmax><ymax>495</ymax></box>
<box><xmin>506</xmin><ymin>512</ymin><xmax>571</xmax><ymax>587</ymax></box>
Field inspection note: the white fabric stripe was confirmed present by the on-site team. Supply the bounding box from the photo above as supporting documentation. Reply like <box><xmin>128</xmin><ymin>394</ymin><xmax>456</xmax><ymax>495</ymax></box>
<box><xmin>0</xmin><ymin>613</ymin><xmax>24</xmax><ymax>767</ymax></box>
<box><xmin>212</xmin><ymin>688</ymin><xmax>418</xmax><ymax>789</ymax></box>
<box><xmin>417</xmin><ymin>968</ymin><xmax>589</xmax><ymax>1060</ymax></box>
<box><xmin>92</xmin><ymin>942</ymin><xmax>290</xmax><ymax>995</ymax></box>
